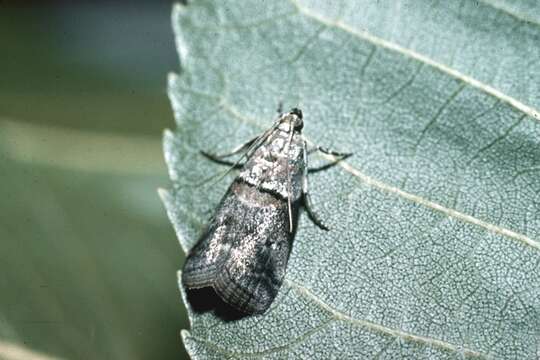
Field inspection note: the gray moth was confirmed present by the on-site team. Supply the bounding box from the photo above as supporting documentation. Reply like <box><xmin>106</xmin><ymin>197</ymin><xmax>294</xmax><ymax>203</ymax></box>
<box><xmin>182</xmin><ymin>108</ymin><xmax>349</xmax><ymax>314</ymax></box>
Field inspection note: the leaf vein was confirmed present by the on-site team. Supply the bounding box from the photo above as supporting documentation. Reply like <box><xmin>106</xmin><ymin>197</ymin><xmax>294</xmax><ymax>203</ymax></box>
<box><xmin>287</xmin><ymin>23</ymin><xmax>328</xmax><ymax>64</ymax></box>
<box><xmin>285</xmin><ymin>279</ymin><xmax>487</xmax><ymax>359</ymax></box>
<box><xmin>466</xmin><ymin>114</ymin><xmax>526</xmax><ymax>165</ymax></box>
<box><xmin>380</xmin><ymin>62</ymin><xmax>423</xmax><ymax>106</ymax></box>
<box><xmin>414</xmin><ymin>83</ymin><xmax>466</xmax><ymax>153</ymax></box>
<box><xmin>477</xmin><ymin>0</ymin><xmax>540</xmax><ymax>29</ymax></box>
<box><xmin>183</xmin><ymin>318</ymin><xmax>335</xmax><ymax>358</ymax></box>
<box><xmin>331</xmin><ymin>153</ymin><xmax>540</xmax><ymax>251</ymax></box>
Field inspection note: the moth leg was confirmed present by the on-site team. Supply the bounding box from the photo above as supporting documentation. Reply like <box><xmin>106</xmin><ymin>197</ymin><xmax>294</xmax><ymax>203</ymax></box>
<box><xmin>308</xmin><ymin>145</ymin><xmax>352</xmax><ymax>157</ymax></box>
<box><xmin>195</xmin><ymin>136</ymin><xmax>259</xmax><ymax>187</ymax></box>
<box><xmin>302</xmin><ymin>141</ymin><xmax>329</xmax><ymax>231</ymax></box>
<box><xmin>200</xmin><ymin>151</ymin><xmax>243</xmax><ymax>168</ymax></box>
<box><xmin>202</xmin><ymin>135</ymin><xmax>259</xmax><ymax>160</ymax></box>
<box><xmin>199</xmin><ymin>124</ymin><xmax>279</xmax><ymax>188</ymax></box>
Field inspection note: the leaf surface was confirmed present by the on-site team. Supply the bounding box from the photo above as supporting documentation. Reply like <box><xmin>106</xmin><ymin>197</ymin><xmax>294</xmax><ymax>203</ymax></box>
<box><xmin>163</xmin><ymin>1</ymin><xmax>540</xmax><ymax>358</ymax></box>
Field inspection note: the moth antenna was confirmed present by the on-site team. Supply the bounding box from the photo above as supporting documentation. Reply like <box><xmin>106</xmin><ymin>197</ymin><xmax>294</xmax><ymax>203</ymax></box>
<box><xmin>276</xmin><ymin>101</ymin><xmax>283</xmax><ymax>114</ymax></box>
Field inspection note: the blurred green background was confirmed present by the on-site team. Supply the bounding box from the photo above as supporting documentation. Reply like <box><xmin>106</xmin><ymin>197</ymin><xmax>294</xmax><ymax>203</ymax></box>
<box><xmin>0</xmin><ymin>1</ymin><xmax>189</xmax><ymax>359</ymax></box>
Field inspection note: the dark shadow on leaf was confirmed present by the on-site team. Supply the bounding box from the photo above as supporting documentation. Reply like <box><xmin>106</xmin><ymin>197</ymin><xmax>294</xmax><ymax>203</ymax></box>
<box><xmin>185</xmin><ymin>287</ymin><xmax>249</xmax><ymax>321</ymax></box>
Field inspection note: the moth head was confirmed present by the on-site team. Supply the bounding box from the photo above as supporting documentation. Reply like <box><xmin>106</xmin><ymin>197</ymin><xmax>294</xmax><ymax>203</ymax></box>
<box><xmin>290</xmin><ymin>107</ymin><xmax>303</xmax><ymax>120</ymax></box>
<box><xmin>280</xmin><ymin>107</ymin><xmax>303</xmax><ymax>131</ymax></box>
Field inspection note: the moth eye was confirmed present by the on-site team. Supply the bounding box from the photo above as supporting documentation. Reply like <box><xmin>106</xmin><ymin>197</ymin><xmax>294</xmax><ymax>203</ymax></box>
<box><xmin>290</xmin><ymin>108</ymin><xmax>303</xmax><ymax>119</ymax></box>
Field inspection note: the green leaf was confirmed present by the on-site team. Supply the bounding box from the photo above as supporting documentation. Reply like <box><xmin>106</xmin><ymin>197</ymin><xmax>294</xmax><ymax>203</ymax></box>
<box><xmin>162</xmin><ymin>1</ymin><xmax>540</xmax><ymax>358</ymax></box>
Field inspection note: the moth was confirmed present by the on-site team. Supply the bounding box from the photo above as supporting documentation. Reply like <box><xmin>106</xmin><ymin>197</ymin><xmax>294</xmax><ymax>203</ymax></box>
<box><xmin>182</xmin><ymin>108</ymin><xmax>350</xmax><ymax>314</ymax></box>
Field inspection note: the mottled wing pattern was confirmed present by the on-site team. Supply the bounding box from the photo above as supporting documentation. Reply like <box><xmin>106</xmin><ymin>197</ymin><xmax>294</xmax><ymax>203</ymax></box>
<box><xmin>182</xmin><ymin>188</ymin><xmax>238</xmax><ymax>288</ymax></box>
<box><xmin>182</xmin><ymin>223</ymin><xmax>228</xmax><ymax>289</ymax></box>
<box><xmin>215</xmin><ymin>190</ymin><xmax>295</xmax><ymax>314</ymax></box>
<box><xmin>183</xmin><ymin>180</ymin><xmax>295</xmax><ymax>314</ymax></box>
<box><xmin>183</xmin><ymin>113</ymin><xmax>307</xmax><ymax>314</ymax></box>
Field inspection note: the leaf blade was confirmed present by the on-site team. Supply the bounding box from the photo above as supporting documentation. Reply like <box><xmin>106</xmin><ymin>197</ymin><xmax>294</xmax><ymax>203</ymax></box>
<box><xmin>164</xmin><ymin>1</ymin><xmax>540</xmax><ymax>358</ymax></box>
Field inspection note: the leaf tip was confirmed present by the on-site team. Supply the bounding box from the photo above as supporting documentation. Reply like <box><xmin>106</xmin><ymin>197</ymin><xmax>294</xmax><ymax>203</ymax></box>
<box><xmin>171</xmin><ymin>5</ymin><xmax>189</xmax><ymax>66</ymax></box>
<box><xmin>157</xmin><ymin>187</ymin><xmax>170</xmax><ymax>203</ymax></box>
<box><xmin>180</xmin><ymin>329</ymin><xmax>195</xmax><ymax>354</ymax></box>
<box><xmin>166</xmin><ymin>72</ymin><xmax>189</xmax><ymax>127</ymax></box>
<box><xmin>172</xmin><ymin>2</ymin><xmax>187</xmax><ymax>16</ymax></box>
<box><xmin>180</xmin><ymin>329</ymin><xmax>191</xmax><ymax>340</ymax></box>
<box><xmin>163</xmin><ymin>128</ymin><xmax>175</xmax><ymax>141</ymax></box>
<box><xmin>167</xmin><ymin>71</ymin><xmax>180</xmax><ymax>85</ymax></box>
